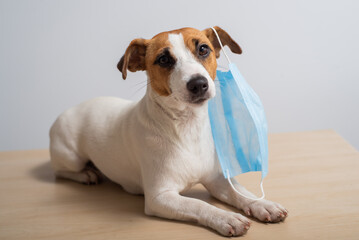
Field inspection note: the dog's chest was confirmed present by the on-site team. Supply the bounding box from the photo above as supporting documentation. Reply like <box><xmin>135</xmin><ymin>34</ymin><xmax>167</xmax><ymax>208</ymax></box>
<box><xmin>168</xmin><ymin>122</ymin><xmax>217</xmax><ymax>187</ymax></box>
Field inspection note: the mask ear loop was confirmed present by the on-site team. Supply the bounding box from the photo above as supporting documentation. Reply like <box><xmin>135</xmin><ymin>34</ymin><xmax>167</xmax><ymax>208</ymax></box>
<box><xmin>211</xmin><ymin>27</ymin><xmax>265</xmax><ymax>201</ymax></box>
<box><xmin>226</xmin><ymin>170</ymin><xmax>265</xmax><ymax>201</ymax></box>
<box><xmin>210</xmin><ymin>27</ymin><xmax>231</xmax><ymax>65</ymax></box>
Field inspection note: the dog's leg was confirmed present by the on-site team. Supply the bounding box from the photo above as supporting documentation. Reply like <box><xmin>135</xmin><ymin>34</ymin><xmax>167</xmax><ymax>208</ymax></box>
<box><xmin>144</xmin><ymin>190</ymin><xmax>250</xmax><ymax>236</ymax></box>
<box><xmin>55</xmin><ymin>169</ymin><xmax>99</xmax><ymax>185</ymax></box>
<box><xmin>203</xmin><ymin>175</ymin><xmax>288</xmax><ymax>223</ymax></box>
<box><xmin>50</xmin><ymin>144</ymin><xmax>102</xmax><ymax>185</ymax></box>
<box><xmin>54</xmin><ymin>162</ymin><xmax>102</xmax><ymax>185</ymax></box>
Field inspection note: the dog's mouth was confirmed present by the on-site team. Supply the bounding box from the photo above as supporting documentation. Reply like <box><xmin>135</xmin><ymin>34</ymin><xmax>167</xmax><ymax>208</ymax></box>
<box><xmin>189</xmin><ymin>96</ymin><xmax>210</xmax><ymax>105</ymax></box>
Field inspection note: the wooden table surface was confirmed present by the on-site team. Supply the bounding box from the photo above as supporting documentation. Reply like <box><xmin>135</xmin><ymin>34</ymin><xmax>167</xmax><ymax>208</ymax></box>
<box><xmin>0</xmin><ymin>130</ymin><xmax>358</xmax><ymax>240</ymax></box>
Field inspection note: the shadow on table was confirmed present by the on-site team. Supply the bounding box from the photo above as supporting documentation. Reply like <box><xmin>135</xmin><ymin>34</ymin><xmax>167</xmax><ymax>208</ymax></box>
<box><xmin>29</xmin><ymin>160</ymin><xmax>56</xmax><ymax>183</ymax></box>
<box><xmin>29</xmin><ymin>160</ymin><xmax>263</xmax><ymax>234</ymax></box>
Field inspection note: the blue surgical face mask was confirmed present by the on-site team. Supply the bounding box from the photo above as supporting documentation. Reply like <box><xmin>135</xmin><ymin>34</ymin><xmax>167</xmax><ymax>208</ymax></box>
<box><xmin>208</xmin><ymin>27</ymin><xmax>268</xmax><ymax>200</ymax></box>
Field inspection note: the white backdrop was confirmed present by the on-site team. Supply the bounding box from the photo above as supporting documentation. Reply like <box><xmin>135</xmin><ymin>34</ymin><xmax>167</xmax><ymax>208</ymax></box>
<box><xmin>1</xmin><ymin>0</ymin><xmax>358</xmax><ymax>151</ymax></box>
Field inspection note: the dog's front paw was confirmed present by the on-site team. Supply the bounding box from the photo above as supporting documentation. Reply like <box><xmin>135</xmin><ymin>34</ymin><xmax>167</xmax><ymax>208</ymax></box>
<box><xmin>243</xmin><ymin>199</ymin><xmax>288</xmax><ymax>223</ymax></box>
<box><xmin>208</xmin><ymin>210</ymin><xmax>251</xmax><ymax>237</ymax></box>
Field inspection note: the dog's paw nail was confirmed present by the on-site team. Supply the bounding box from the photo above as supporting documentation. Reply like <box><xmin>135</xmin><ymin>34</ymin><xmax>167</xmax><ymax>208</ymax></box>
<box><xmin>265</xmin><ymin>216</ymin><xmax>271</xmax><ymax>222</ymax></box>
<box><xmin>229</xmin><ymin>227</ymin><xmax>235</xmax><ymax>236</ymax></box>
<box><xmin>245</xmin><ymin>225</ymin><xmax>250</xmax><ymax>230</ymax></box>
<box><xmin>246</xmin><ymin>209</ymin><xmax>251</xmax><ymax>216</ymax></box>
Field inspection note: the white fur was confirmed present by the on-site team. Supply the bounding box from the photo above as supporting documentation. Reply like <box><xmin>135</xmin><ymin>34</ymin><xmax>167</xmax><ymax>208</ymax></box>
<box><xmin>50</xmin><ymin>33</ymin><xmax>287</xmax><ymax>237</ymax></box>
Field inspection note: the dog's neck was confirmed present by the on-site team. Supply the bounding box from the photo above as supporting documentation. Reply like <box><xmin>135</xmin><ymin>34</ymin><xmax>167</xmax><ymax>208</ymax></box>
<box><xmin>139</xmin><ymin>86</ymin><xmax>210</xmax><ymax>139</ymax></box>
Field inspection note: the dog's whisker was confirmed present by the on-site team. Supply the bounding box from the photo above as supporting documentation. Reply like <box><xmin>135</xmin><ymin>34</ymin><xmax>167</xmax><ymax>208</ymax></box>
<box><xmin>131</xmin><ymin>85</ymin><xmax>147</xmax><ymax>97</ymax></box>
<box><xmin>131</xmin><ymin>79</ymin><xmax>149</xmax><ymax>88</ymax></box>
<box><xmin>131</xmin><ymin>81</ymin><xmax>149</xmax><ymax>91</ymax></box>
<box><xmin>130</xmin><ymin>80</ymin><xmax>153</xmax><ymax>97</ymax></box>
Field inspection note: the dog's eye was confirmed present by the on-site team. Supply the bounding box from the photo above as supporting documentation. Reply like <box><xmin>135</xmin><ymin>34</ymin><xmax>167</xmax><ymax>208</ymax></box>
<box><xmin>198</xmin><ymin>44</ymin><xmax>210</xmax><ymax>57</ymax></box>
<box><xmin>159</xmin><ymin>56</ymin><xmax>169</xmax><ymax>65</ymax></box>
<box><xmin>158</xmin><ymin>55</ymin><xmax>174</xmax><ymax>68</ymax></box>
<box><xmin>154</xmin><ymin>49</ymin><xmax>175</xmax><ymax>68</ymax></box>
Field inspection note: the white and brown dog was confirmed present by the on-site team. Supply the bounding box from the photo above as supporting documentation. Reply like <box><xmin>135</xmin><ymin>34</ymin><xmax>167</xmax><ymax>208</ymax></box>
<box><xmin>50</xmin><ymin>26</ymin><xmax>287</xmax><ymax>237</ymax></box>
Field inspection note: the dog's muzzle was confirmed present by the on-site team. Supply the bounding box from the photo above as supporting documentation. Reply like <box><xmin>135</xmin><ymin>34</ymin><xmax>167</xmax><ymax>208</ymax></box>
<box><xmin>186</xmin><ymin>75</ymin><xmax>209</xmax><ymax>104</ymax></box>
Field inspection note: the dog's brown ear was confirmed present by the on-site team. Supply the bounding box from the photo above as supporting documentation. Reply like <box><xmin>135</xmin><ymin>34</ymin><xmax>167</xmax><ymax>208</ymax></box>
<box><xmin>202</xmin><ymin>26</ymin><xmax>242</xmax><ymax>58</ymax></box>
<box><xmin>117</xmin><ymin>38</ymin><xmax>148</xmax><ymax>80</ymax></box>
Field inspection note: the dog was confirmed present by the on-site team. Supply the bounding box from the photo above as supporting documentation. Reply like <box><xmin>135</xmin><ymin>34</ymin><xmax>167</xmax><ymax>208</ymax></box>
<box><xmin>49</xmin><ymin>26</ymin><xmax>287</xmax><ymax>237</ymax></box>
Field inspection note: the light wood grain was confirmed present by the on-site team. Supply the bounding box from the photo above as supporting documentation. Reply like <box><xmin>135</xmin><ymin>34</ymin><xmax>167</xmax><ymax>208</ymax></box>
<box><xmin>0</xmin><ymin>130</ymin><xmax>358</xmax><ymax>239</ymax></box>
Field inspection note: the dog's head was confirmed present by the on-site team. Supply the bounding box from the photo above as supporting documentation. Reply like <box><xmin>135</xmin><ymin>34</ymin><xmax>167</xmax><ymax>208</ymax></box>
<box><xmin>118</xmin><ymin>26</ymin><xmax>241</xmax><ymax>105</ymax></box>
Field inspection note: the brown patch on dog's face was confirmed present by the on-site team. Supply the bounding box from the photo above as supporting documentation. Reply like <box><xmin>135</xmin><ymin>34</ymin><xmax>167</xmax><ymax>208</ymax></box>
<box><xmin>145</xmin><ymin>33</ymin><xmax>174</xmax><ymax>96</ymax></box>
<box><xmin>176</xmin><ymin>28</ymin><xmax>218</xmax><ymax>80</ymax></box>
<box><xmin>117</xmin><ymin>27</ymin><xmax>241</xmax><ymax>97</ymax></box>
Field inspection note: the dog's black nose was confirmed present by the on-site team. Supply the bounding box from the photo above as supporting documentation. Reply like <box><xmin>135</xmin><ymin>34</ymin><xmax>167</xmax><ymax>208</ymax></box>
<box><xmin>186</xmin><ymin>75</ymin><xmax>208</xmax><ymax>96</ymax></box>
